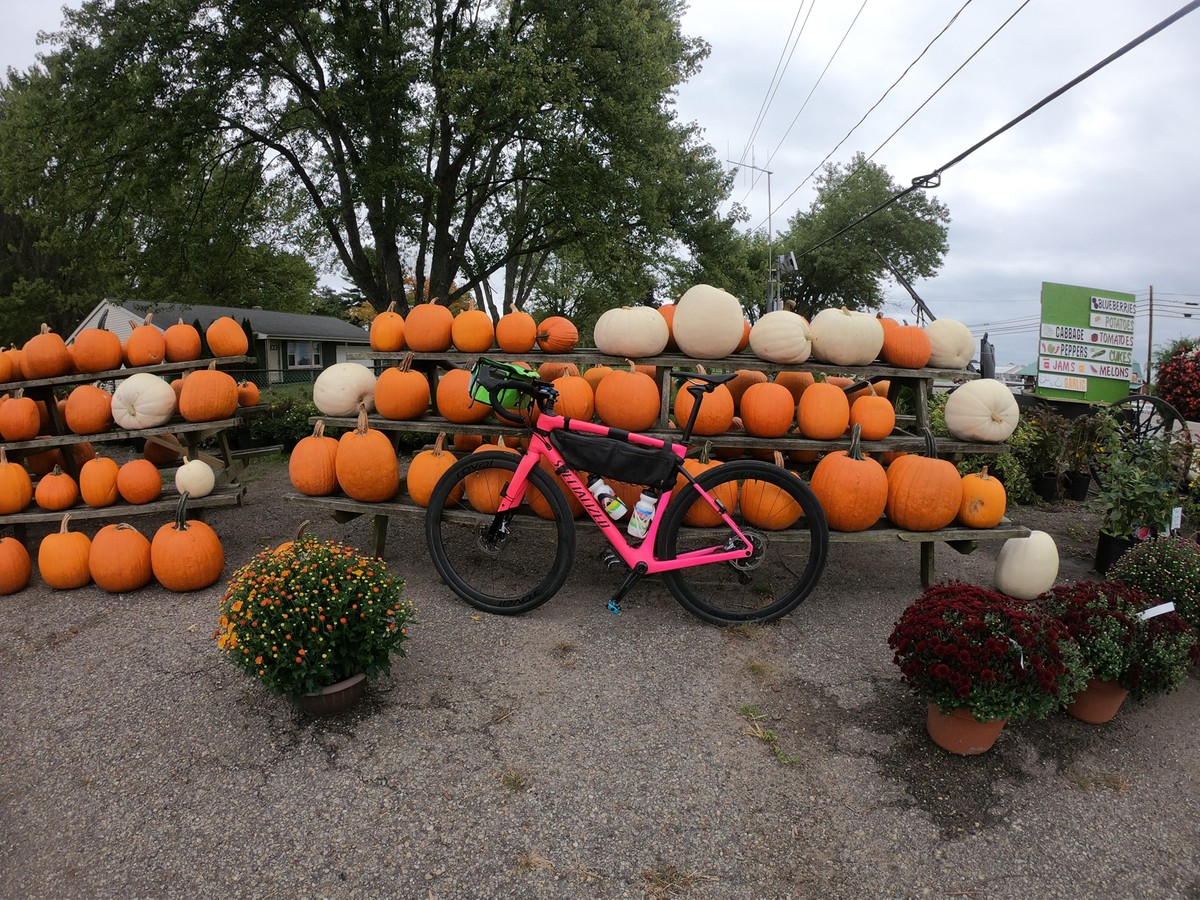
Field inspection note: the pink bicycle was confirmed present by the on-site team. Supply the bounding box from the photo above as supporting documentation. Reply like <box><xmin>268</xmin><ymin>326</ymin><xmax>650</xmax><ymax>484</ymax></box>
<box><xmin>424</xmin><ymin>359</ymin><xmax>829</xmax><ymax>624</ymax></box>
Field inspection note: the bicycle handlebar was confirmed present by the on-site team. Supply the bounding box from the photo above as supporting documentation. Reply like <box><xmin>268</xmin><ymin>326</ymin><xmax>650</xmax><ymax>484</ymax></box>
<box><xmin>485</xmin><ymin>377</ymin><xmax>556</xmax><ymax>425</ymax></box>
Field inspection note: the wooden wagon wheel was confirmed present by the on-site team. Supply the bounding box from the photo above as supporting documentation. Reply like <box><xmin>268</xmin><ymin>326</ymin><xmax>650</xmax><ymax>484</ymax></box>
<box><xmin>1089</xmin><ymin>394</ymin><xmax>1195</xmax><ymax>492</ymax></box>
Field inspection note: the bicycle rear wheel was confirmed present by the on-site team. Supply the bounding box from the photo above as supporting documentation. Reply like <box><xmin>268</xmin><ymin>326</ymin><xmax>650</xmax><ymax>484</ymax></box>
<box><xmin>657</xmin><ymin>460</ymin><xmax>829</xmax><ymax>625</ymax></box>
<box><xmin>425</xmin><ymin>451</ymin><xmax>575</xmax><ymax>615</ymax></box>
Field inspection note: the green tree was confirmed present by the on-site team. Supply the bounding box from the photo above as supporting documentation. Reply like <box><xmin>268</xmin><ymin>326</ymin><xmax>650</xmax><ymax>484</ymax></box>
<box><xmin>777</xmin><ymin>153</ymin><xmax>950</xmax><ymax>319</ymax></box>
<box><xmin>21</xmin><ymin>0</ymin><xmax>728</xmax><ymax>317</ymax></box>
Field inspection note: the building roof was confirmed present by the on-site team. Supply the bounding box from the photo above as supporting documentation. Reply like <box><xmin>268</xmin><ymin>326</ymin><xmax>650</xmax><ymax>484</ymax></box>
<box><xmin>119</xmin><ymin>300</ymin><xmax>369</xmax><ymax>343</ymax></box>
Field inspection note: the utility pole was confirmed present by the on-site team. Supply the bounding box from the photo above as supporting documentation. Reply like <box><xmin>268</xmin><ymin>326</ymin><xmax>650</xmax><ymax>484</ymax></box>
<box><xmin>729</xmin><ymin>159</ymin><xmax>773</xmax><ymax>310</ymax></box>
<box><xmin>1146</xmin><ymin>284</ymin><xmax>1154</xmax><ymax>391</ymax></box>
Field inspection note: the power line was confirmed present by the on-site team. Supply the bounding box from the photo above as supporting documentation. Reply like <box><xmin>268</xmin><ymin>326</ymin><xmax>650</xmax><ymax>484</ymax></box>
<box><xmin>759</xmin><ymin>0</ymin><xmax>872</xmax><ymax>174</ymax></box>
<box><xmin>767</xmin><ymin>0</ymin><xmax>975</xmax><ymax>214</ymax></box>
<box><xmin>736</xmin><ymin>1</ymin><xmax>814</xmax><ymax>170</ymax></box>
<box><xmin>784</xmin><ymin>0</ymin><xmax>1200</xmax><ymax>260</ymax></box>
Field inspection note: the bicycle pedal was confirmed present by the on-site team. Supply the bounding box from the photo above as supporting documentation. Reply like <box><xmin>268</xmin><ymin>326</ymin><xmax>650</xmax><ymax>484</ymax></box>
<box><xmin>607</xmin><ymin>600</ymin><xmax>621</xmax><ymax>615</ymax></box>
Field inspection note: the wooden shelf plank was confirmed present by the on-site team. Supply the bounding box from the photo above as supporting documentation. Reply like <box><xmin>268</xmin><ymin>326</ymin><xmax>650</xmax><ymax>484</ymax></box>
<box><xmin>0</xmin><ymin>484</ymin><xmax>245</xmax><ymax>528</ymax></box>
<box><xmin>1</xmin><ymin>356</ymin><xmax>256</xmax><ymax>391</ymax></box>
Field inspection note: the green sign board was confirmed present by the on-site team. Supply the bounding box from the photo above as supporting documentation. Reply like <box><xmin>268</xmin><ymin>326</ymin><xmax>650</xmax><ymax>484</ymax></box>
<box><xmin>1036</xmin><ymin>282</ymin><xmax>1136</xmax><ymax>403</ymax></box>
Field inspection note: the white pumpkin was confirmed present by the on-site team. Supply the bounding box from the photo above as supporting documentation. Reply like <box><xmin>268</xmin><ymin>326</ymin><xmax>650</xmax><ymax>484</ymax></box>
<box><xmin>994</xmin><ymin>530</ymin><xmax>1059</xmax><ymax>600</ymax></box>
<box><xmin>671</xmin><ymin>284</ymin><xmax>745</xmax><ymax>359</ymax></box>
<box><xmin>110</xmin><ymin>372</ymin><xmax>177</xmax><ymax>430</ymax></box>
<box><xmin>175</xmin><ymin>455</ymin><xmax>215</xmax><ymax>498</ymax></box>
<box><xmin>593</xmin><ymin>306</ymin><xmax>669</xmax><ymax>358</ymax></box>
<box><xmin>924</xmin><ymin>319</ymin><xmax>974</xmax><ymax>368</ymax></box>
<box><xmin>748</xmin><ymin>310</ymin><xmax>812</xmax><ymax>364</ymax></box>
<box><xmin>944</xmin><ymin>379</ymin><xmax>1020</xmax><ymax>443</ymax></box>
<box><xmin>312</xmin><ymin>363</ymin><xmax>377</xmax><ymax>416</ymax></box>
<box><xmin>808</xmin><ymin>307</ymin><xmax>884</xmax><ymax>366</ymax></box>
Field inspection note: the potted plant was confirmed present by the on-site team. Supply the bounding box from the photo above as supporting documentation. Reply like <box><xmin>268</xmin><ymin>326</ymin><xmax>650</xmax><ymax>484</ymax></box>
<box><xmin>1153</xmin><ymin>337</ymin><xmax>1200</xmax><ymax>424</ymax></box>
<box><xmin>1108</xmin><ymin>534</ymin><xmax>1200</xmax><ymax>629</ymax></box>
<box><xmin>1089</xmin><ymin>413</ymin><xmax>1189</xmax><ymax>572</ymax></box>
<box><xmin>213</xmin><ymin>533</ymin><xmax>416</xmax><ymax>715</ymax></box>
<box><xmin>1037</xmin><ymin>580</ymin><xmax>1198</xmax><ymax>723</ymax></box>
<box><xmin>1022</xmin><ymin>404</ymin><xmax>1070</xmax><ymax>502</ymax></box>
<box><xmin>887</xmin><ymin>582</ymin><xmax>1086</xmax><ymax>754</ymax></box>
<box><xmin>1062</xmin><ymin>411</ymin><xmax>1104</xmax><ymax>501</ymax></box>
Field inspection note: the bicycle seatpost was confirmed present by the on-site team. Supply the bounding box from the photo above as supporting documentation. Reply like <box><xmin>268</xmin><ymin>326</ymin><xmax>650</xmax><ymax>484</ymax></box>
<box><xmin>670</xmin><ymin>370</ymin><xmax>737</xmax><ymax>444</ymax></box>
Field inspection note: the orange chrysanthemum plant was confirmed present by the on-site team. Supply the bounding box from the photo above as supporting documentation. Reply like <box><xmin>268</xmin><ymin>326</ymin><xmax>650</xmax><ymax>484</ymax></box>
<box><xmin>213</xmin><ymin>535</ymin><xmax>415</xmax><ymax>702</ymax></box>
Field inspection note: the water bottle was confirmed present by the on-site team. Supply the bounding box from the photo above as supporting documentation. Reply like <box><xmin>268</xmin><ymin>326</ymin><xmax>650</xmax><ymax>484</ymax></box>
<box><xmin>588</xmin><ymin>477</ymin><xmax>627</xmax><ymax>520</ymax></box>
<box><xmin>627</xmin><ymin>492</ymin><xmax>658</xmax><ymax>539</ymax></box>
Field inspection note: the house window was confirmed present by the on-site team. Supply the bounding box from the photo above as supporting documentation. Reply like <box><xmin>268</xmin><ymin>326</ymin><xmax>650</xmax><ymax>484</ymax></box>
<box><xmin>286</xmin><ymin>341</ymin><xmax>322</xmax><ymax>368</ymax></box>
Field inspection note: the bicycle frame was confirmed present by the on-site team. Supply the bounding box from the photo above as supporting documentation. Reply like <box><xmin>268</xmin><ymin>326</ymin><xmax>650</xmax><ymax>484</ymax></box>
<box><xmin>492</xmin><ymin>410</ymin><xmax>755</xmax><ymax>573</ymax></box>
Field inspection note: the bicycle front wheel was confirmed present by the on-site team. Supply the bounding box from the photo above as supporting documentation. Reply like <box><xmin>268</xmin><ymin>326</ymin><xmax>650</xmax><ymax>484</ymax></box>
<box><xmin>657</xmin><ymin>460</ymin><xmax>828</xmax><ymax>625</ymax></box>
<box><xmin>425</xmin><ymin>451</ymin><xmax>576</xmax><ymax>615</ymax></box>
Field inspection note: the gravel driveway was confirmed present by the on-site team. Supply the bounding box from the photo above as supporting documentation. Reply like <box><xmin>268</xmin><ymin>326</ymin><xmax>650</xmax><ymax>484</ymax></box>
<box><xmin>3</xmin><ymin>456</ymin><xmax>1198</xmax><ymax>899</ymax></box>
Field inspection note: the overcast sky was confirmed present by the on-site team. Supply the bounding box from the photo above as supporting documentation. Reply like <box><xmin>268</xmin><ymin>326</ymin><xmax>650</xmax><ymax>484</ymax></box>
<box><xmin>4</xmin><ymin>1</ymin><xmax>1199</xmax><ymax>367</ymax></box>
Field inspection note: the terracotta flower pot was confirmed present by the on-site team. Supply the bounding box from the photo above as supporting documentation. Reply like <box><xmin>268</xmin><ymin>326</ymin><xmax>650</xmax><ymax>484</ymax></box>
<box><xmin>298</xmin><ymin>673</ymin><xmax>367</xmax><ymax>716</ymax></box>
<box><xmin>925</xmin><ymin>705</ymin><xmax>1007</xmax><ymax>755</ymax></box>
<box><xmin>1067</xmin><ymin>678</ymin><xmax>1129</xmax><ymax>724</ymax></box>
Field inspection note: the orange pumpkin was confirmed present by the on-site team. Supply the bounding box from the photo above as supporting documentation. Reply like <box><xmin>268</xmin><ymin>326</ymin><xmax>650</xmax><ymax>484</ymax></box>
<box><xmin>64</xmin><ymin>384</ymin><xmax>114</xmax><ymax>435</ymax></box>
<box><xmin>405</xmin><ymin>433</ymin><xmax>460</xmax><ymax>507</ymax></box>
<box><xmin>535</xmin><ymin>316</ymin><xmax>579</xmax><ymax>354</ymax></box>
<box><xmin>144</xmin><ymin>434</ymin><xmax>185</xmax><ymax>465</ymax></box>
<box><xmin>34</xmin><ymin>465</ymin><xmax>79</xmax><ymax>511</ymax></box>
<box><xmin>464</xmin><ymin>438</ymin><xmax>520</xmax><ymax>513</ymax></box>
<box><xmin>0</xmin><ymin>536</ymin><xmax>31</xmax><ymax>594</ymax></box>
<box><xmin>810</xmin><ymin>424</ymin><xmax>888</xmax><ymax>531</ymax></box>
<box><xmin>739</xmin><ymin>382</ymin><xmax>794</xmax><ymax>438</ymax></box>
<box><xmin>538</xmin><ymin>360</ymin><xmax>580</xmax><ymax>381</ymax></box>
<box><xmin>594</xmin><ymin>360</ymin><xmax>660</xmax><ymax>431</ymax></box>
<box><xmin>236</xmin><ymin>380</ymin><xmax>261</xmax><ymax>407</ymax></box>
<box><xmin>881</xmin><ymin>325</ymin><xmax>932</xmax><ymax>370</ymax></box>
<box><xmin>848</xmin><ymin>387</ymin><xmax>895</xmax><ymax>441</ymax></box>
<box><xmin>495</xmin><ymin>304</ymin><xmax>537</xmax><ymax>353</ymax></box>
<box><xmin>0</xmin><ymin>352</ymin><xmax>12</xmax><ymax>384</ymax></box>
<box><xmin>117</xmin><ymin>458</ymin><xmax>164</xmax><ymax>504</ymax></box>
<box><xmin>582</xmin><ymin>365</ymin><xmax>613</xmax><ymax>392</ymax></box>
<box><xmin>22</xmin><ymin>324</ymin><xmax>72</xmax><ymax>379</ymax></box>
<box><xmin>370</xmin><ymin>301</ymin><xmax>406</xmax><ymax>352</ymax></box>
<box><xmin>736</xmin><ymin>319</ymin><xmax>751</xmax><ymax>352</ymax></box>
<box><xmin>124</xmin><ymin>314</ymin><xmax>166</xmax><ymax>367</ymax></box>
<box><xmin>672</xmin><ymin>443</ymin><xmax>736</xmax><ymax>527</ymax></box>
<box><xmin>90</xmin><ymin>523</ymin><xmax>154</xmax><ymax>592</ymax></box>
<box><xmin>71</xmin><ymin>326</ymin><xmax>124</xmax><ymax>374</ymax></box>
<box><xmin>450</xmin><ymin>298</ymin><xmax>495</xmax><ymax>352</ymax></box>
<box><xmin>335</xmin><ymin>405</ymin><xmax>400</xmax><ymax>502</ymax></box>
<box><xmin>741</xmin><ymin>451</ymin><xmax>804</xmax><ymax>530</ymax></box>
<box><xmin>288</xmin><ymin>420</ymin><xmax>340</xmax><ymax>496</ymax></box>
<box><xmin>0</xmin><ymin>447</ymin><xmax>34</xmax><ymax>514</ymax></box>
<box><xmin>658</xmin><ymin>304</ymin><xmax>678</xmax><ymax>351</ymax></box>
<box><xmin>725</xmin><ymin>369</ymin><xmax>767</xmax><ymax>411</ymax></box>
<box><xmin>375</xmin><ymin>353</ymin><xmax>431</xmax><ymax>420</ymax></box>
<box><xmin>0</xmin><ymin>392</ymin><xmax>40</xmax><ymax>441</ymax></box>
<box><xmin>453</xmin><ymin>433</ymin><xmax>485</xmax><ymax>453</ymax></box>
<box><xmin>163</xmin><ymin>319</ymin><xmax>202</xmax><ymax>362</ymax></box>
<box><xmin>885</xmin><ymin>431</ymin><xmax>962</xmax><ymax>531</ymax></box>
<box><xmin>405</xmin><ymin>300</ymin><xmax>455</xmax><ymax>352</ymax></box>
<box><xmin>673</xmin><ymin>368</ymin><xmax>734</xmax><ymax>435</ymax></box>
<box><xmin>797</xmin><ymin>379</ymin><xmax>850</xmax><ymax>440</ymax></box>
<box><xmin>551</xmin><ymin>369</ymin><xmax>595</xmax><ymax>421</ymax></box>
<box><xmin>957</xmin><ymin>466</ymin><xmax>1007</xmax><ymax>529</ymax></box>
<box><xmin>80</xmin><ymin>455</ymin><xmax>121</xmax><ymax>507</ymax></box>
<box><xmin>436</xmin><ymin>368</ymin><xmax>491</xmax><ymax>424</ymax></box>
<box><xmin>206</xmin><ymin>316</ymin><xmax>249</xmax><ymax>357</ymax></box>
<box><xmin>38</xmin><ymin>514</ymin><xmax>93</xmax><ymax>589</ymax></box>
<box><xmin>151</xmin><ymin>493</ymin><xmax>225</xmax><ymax>591</ymax></box>
<box><xmin>179</xmin><ymin>364</ymin><xmax>239</xmax><ymax>422</ymax></box>
<box><xmin>528</xmin><ymin>453</ymin><xmax>583</xmax><ymax>520</ymax></box>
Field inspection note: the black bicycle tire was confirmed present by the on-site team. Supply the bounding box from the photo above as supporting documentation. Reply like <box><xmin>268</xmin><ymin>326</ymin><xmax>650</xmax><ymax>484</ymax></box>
<box><xmin>1091</xmin><ymin>394</ymin><xmax>1192</xmax><ymax>491</ymax></box>
<box><xmin>425</xmin><ymin>451</ymin><xmax>576</xmax><ymax>615</ymax></box>
<box><xmin>656</xmin><ymin>459</ymin><xmax>829</xmax><ymax>625</ymax></box>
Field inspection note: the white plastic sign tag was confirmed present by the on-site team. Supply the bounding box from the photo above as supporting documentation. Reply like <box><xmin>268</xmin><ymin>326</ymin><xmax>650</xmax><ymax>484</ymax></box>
<box><xmin>1139</xmin><ymin>602</ymin><xmax>1176</xmax><ymax>621</ymax></box>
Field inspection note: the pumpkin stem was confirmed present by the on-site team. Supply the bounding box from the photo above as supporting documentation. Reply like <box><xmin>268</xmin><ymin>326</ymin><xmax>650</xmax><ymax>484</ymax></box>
<box><xmin>921</xmin><ymin>427</ymin><xmax>940</xmax><ymax>459</ymax></box>
<box><xmin>355</xmin><ymin>403</ymin><xmax>370</xmax><ymax>434</ymax></box>
<box><xmin>698</xmin><ymin>440</ymin><xmax>714</xmax><ymax>465</ymax></box>
<box><xmin>980</xmin><ymin>465</ymin><xmax>990</xmax><ymax>479</ymax></box>
<box><xmin>59</xmin><ymin>513</ymin><xmax>72</xmax><ymax>534</ymax></box>
<box><xmin>293</xmin><ymin>519</ymin><xmax>310</xmax><ymax>543</ymax></box>
<box><xmin>40</xmin><ymin>323</ymin><xmax>51</xmax><ymax>335</ymax></box>
<box><xmin>311</xmin><ymin>420</ymin><xmax>326</xmax><ymax>439</ymax></box>
<box><xmin>385</xmin><ymin>300</ymin><xmax>397</xmax><ymax>313</ymax></box>
<box><xmin>433</xmin><ymin>432</ymin><xmax>447</xmax><ymax>455</ymax></box>
<box><xmin>847</xmin><ymin>423</ymin><xmax>867</xmax><ymax>461</ymax></box>
<box><xmin>625</xmin><ymin>358</ymin><xmax>636</xmax><ymax>373</ymax></box>
<box><xmin>773</xmin><ymin>450</ymin><xmax>785</xmax><ymax>468</ymax></box>
<box><xmin>50</xmin><ymin>463</ymin><xmax>63</xmax><ymax>476</ymax></box>
<box><xmin>144</xmin><ymin>312</ymin><xmax>154</xmax><ymax>326</ymax></box>
<box><xmin>400</xmin><ymin>351</ymin><xmax>414</xmax><ymax>373</ymax></box>
<box><xmin>174</xmin><ymin>491</ymin><xmax>191</xmax><ymax>532</ymax></box>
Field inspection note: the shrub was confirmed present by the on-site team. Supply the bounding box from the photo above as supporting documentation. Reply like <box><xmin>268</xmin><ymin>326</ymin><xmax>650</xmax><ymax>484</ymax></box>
<box><xmin>1108</xmin><ymin>534</ymin><xmax>1200</xmax><ymax>628</ymax></box>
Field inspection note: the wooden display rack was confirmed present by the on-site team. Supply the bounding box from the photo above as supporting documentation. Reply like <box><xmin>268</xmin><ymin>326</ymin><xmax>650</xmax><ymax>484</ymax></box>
<box><xmin>286</xmin><ymin>348</ymin><xmax>1030</xmax><ymax>586</ymax></box>
<box><xmin>1</xmin><ymin>357</ymin><xmax>254</xmax><ymax>542</ymax></box>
